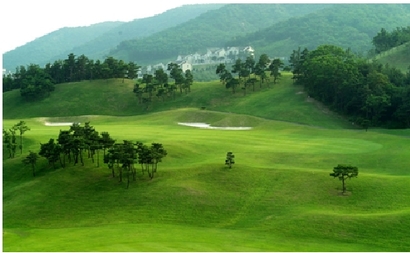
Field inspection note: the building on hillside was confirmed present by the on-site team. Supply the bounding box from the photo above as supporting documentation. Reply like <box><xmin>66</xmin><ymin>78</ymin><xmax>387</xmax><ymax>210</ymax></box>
<box><xmin>142</xmin><ymin>45</ymin><xmax>256</xmax><ymax>76</ymax></box>
<box><xmin>175</xmin><ymin>60</ymin><xmax>192</xmax><ymax>72</ymax></box>
<box><xmin>243</xmin><ymin>46</ymin><xmax>255</xmax><ymax>57</ymax></box>
<box><xmin>192</xmin><ymin>53</ymin><xmax>202</xmax><ymax>64</ymax></box>
<box><xmin>226</xmin><ymin>46</ymin><xmax>240</xmax><ymax>56</ymax></box>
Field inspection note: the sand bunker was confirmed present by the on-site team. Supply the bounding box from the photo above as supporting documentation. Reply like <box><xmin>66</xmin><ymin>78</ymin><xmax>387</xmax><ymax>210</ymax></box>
<box><xmin>44</xmin><ymin>122</ymin><xmax>78</xmax><ymax>126</ymax></box>
<box><xmin>178</xmin><ymin>122</ymin><xmax>251</xmax><ymax>130</ymax></box>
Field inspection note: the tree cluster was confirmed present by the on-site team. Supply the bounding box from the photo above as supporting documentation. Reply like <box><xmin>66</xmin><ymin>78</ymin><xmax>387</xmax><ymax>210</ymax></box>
<box><xmin>3</xmin><ymin>53</ymin><xmax>140</xmax><ymax>100</ymax></box>
<box><xmin>104</xmin><ymin>141</ymin><xmax>167</xmax><ymax>188</ymax></box>
<box><xmin>215</xmin><ymin>54</ymin><xmax>284</xmax><ymax>95</ymax></box>
<box><xmin>3</xmin><ymin>64</ymin><xmax>55</xmax><ymax>100</ymax></box>
<box><xmin>3</xmin><ymin>121</ymin><xmax>30</xmax><ymax>158</ymax></box>
<box><xmin>290</xmin><ymin>45</ymin><xmax>410</xmax><ymax>129</ymax></box>
<box><xmin>372</xmin><ymin>26</ymin><xmax>410</xmax><ymax>54</ymax></box>
<box><xmin>24</xmin><ymin>122</ymin><xmax>166</xmax><ymax>188</ymax></box>
<box><xmin>133</xmin><ymin>63</ymin><xmax>193</xmax><ymax>109</ymax></box>
<box><xmin>39</xmin><ymin>122</ymin><xmax>115</xmax><ymax>169</ymax></box>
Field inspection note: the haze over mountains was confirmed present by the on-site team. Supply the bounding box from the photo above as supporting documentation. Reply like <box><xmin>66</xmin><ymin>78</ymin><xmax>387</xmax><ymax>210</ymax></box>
<box><xmin>3</xmin><ymin>3</ymin><xmax>410</xmax><ymax>72</ymax></box>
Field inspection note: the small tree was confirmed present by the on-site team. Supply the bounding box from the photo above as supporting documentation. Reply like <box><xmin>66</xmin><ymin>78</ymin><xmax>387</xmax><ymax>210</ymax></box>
<box><xmin>330</xmin><ymin>164</ymin><xmax>359</xmax><ymax>194</ymax></box>
<box><xmin>269</xmin><ymin>58</ymin><xmax>284</xmax><ymax>84</ymax></box>
<box><xmin>23</xmin><ymin>151</ymin><xmax>39</xmax><ymax>177</ymax></box>
<box><xmin>225</xmin><ymin>152</ymin><xmax>235</xmax><ymax>169</ymax></box>
<box><xmin>150</xmin><ymin>143</ymin><xmax>167</xmax><ymax>176</ymax></box>
<box><xmin>13</xmin><ymin>120</ymin><xmax>30</xmax><ymax>154</ymax></box>
<box><xmin>3</xmin><ymin>129</ymin><xmax>17</xmax><ymax>158</ymax></box>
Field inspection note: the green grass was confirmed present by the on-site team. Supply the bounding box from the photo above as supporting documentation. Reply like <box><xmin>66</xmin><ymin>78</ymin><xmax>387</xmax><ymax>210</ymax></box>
<box><xmin>3</xmin><ymin>75</ymin><xmax>410</xmax><ymax>251</ymax></box>
<box><xmin>372</xmin><ymin>42</ymin><xmax>410</xmax><ymax>73</ymax></box>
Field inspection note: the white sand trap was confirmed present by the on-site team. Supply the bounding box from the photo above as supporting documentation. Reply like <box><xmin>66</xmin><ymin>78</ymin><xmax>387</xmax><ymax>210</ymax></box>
<box><xmin>178</xmin><ymin>122</ymin><xmax>252</xmax><ymax>130</ymax></box>
<box><xmin>44</xmin><ymin>122</ymin><xmax>79</xmax><ymax>126</ymax></box>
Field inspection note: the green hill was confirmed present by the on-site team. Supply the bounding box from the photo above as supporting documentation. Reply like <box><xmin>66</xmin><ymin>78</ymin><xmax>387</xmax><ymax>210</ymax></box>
<box><xmin>3</xmin><ymin>75</ymin><xmax>410</xmax><ymax>251</ymax></box>
<box><xmin>2</xmin><ymin>73</ymin><xmax>353</xmax><ymax>129</ymax></box>
<box><xmin>372</xmin><ymin>41</ymin><xmax>410</xmax><ymax>72</ymax></box>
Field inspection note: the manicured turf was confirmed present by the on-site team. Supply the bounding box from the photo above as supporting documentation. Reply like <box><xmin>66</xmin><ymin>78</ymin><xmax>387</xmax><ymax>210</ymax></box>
<box><xmin>3</xmin><ymin>75</ymin><xmax>410</xmax><ymax>251</ymax></box>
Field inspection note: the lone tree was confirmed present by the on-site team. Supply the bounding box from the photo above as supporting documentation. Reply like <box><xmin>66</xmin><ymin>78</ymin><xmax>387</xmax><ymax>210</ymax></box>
<box><xmin>330</xmin><ymin>164</ymin><xmax>359</xmax><ymax>194</ymax></box>
<box><xmin>225</xmin><ymin>152</ymin><xmax>235</xmax><ymax>169</ymax></box>
<box><xmin>13</xmin><ymin>121</ymin><xmax>30</xmax><ymax>154</ymax></box>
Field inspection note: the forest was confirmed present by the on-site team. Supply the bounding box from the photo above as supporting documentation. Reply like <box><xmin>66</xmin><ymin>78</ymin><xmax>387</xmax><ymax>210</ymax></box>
<box><xmin>372</xmin><ymin>26</ymin><xmax>410</xmax><ymax>54</ymax></box>
<box><xmin>290</xmin><ymin>44</ymin><xmax>410</xmax><ymax>128</ymax></box>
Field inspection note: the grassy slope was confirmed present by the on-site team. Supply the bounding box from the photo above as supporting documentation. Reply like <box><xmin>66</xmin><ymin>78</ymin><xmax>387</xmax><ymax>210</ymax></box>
<box><xmin>373</xmin><ymin>42</ymin><xmax>410</xmax><ymax>73</ymax></box>
<box><xmin>3</xmin><ymin>75</ymin><xmax>410</xmax><ymax>251</ymax></box>
<box><xmin>2</xmin><ymin>73</ymin><xmax>353</xmax><ymax>129</ymax></box>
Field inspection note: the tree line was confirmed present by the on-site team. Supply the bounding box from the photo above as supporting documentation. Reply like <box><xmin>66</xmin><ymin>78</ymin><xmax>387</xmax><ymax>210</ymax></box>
<box><xmin>290</xmin><ymin>44</ymin><xmax>410</xmax><ymax>129</ymax></box>
<box><xmin>133</xmin><ymin>63</ymin><xmax>194</xmax><ymax>110</ymax></box>
<box><xmin>372</xmin><ymin>26</ymin><xmax>410</xmax><ymax>54</ymax></box>
<box><xmin>2</xmin><ymin>53</ymin><xmax>140</xmax><ymax>101</ymax></box>
<box><xmin>215</xmin><ymin>54</ymin><xmax>284</xmax><ymax>95</ymax></box>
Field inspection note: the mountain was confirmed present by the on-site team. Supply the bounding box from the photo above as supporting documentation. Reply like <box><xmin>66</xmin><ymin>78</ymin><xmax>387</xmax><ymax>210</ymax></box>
<box><xmin>6</xmin><ymin>4</ymin><xmax>410</xmax><ymax>73</ymax></box>
<box><xmin>109</xmin><ymin>4</ymin><xmax>331</xmax><ymax>64</ymax></box>
<box><xmin>2</xmin><ymin>21</ymin><xmax>123</xmax><ymax>71</ymax></box>
<box><xmin>2</xmin><ymin>4</ymin><xmax>225</xmax><ymax>71</ymax></box>
<box><xmin>225</xmin><ymin>4</ymin><xmax>410</xmax><ymax>58</ymax></box>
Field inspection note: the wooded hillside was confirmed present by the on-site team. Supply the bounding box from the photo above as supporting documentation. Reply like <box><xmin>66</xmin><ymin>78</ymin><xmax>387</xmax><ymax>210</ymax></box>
<box><xmin>109</xmin><ymin>4</ymin><xmax>330</xmax><ymax>64</ymax></box>
<box><xmin>226</xmin><ymin>4</ymin><xmax>410</xmax><ymax>58</ymax></box>
<box><xmin>2</xmin><ymin>4</ymin><xmax>225</xmax><ymax>70</ymax></box>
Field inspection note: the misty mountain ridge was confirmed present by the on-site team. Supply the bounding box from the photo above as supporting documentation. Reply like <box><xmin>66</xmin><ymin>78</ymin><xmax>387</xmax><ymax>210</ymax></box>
<box><xmin>3</xmin><ymin>4</ymin><xmax>410</xmax><ymax>73</ymax></box>
<box><xmin>3</xmin><ymin>4</ymin><xmax>225</xmax><ymax>71</ymax></box>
